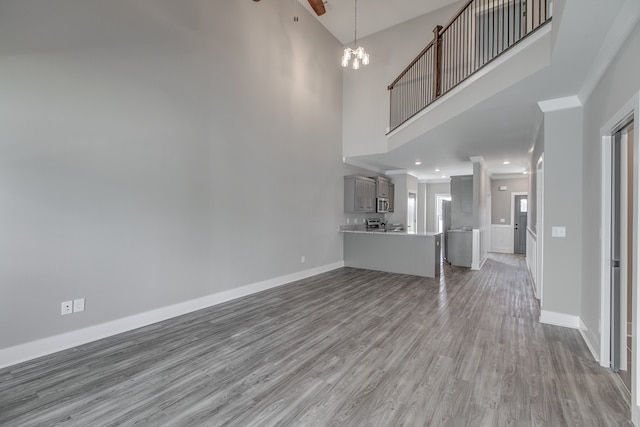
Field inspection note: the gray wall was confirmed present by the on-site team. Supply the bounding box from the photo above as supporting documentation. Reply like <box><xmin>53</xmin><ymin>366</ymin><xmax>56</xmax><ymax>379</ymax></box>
<box><xmin>541</xmin><ymin>106</ymin><xmax>583</xmax><ymax>316</ymax></box>
<box><xmin>581</xmin><ymin>20</ymin><xmax>640</xmax><ymax>353</ymax></box>
<box><xmin>491</xmin><ymin>178</ymin><xmax>528</xmax><ymax>225</ymax></box>
<box><xmin>0</xmin><ymin>1</ymin><xmax>343</xmax><ymax>349</ymax></box>
<box><xmin>426</xmin><ymin>182</ymin><xmax>451</xmax><ymax>232</ymax></box>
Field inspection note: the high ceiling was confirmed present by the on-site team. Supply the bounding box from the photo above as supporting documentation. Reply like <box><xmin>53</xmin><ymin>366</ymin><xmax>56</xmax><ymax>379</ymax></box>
<box><xmin>300</xmin><ymin>0</ymin><xmax>461</xmax><ymax>45</ymax></box>
<box><xmin>301</xmin><ymin>0</ymin><xmax>630</xmax><ymax>181</ymax></box>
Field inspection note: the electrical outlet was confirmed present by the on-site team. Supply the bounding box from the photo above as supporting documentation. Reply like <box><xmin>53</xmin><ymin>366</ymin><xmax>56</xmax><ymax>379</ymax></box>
<box><xmin>346</xmin><ymin>218</ymin><xmax>350</xmax><ymax>224</ymax></box>
<box><xmin>61</xmin><ymin>301</ymin><xmax>73</xmax><ymax>315</ymax></box>
<box><xmin>301</xmin><ymin>255</ymin><xmax>306</xmax><ymax>263</ymax></box>
<box><xmin>73</xmin><ymin>298</ymin><xmax>85</xmax><ymax>313</ymax></box>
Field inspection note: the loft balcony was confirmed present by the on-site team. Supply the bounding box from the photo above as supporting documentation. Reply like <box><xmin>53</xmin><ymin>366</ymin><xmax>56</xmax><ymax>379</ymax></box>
<box><xmin>342</xmin><ymin>0</ymin><xmax>555</xmax><ymax>160</ymax></box>
<box><xmin>388</xmin><ymin>0</ymin><xmax>552</xmax><ymax>134</ymax></box>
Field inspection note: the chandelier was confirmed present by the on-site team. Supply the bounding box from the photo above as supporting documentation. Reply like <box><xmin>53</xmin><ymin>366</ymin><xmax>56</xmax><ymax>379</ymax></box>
<box><xmin>341</xmin><ymin>0</ymin><xmax>369</xmax><ymax>70</ymax></box>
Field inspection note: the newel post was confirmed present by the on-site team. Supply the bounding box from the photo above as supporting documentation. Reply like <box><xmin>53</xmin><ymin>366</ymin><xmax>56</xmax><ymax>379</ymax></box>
<box><xmin>432</xmin><ymin>25</ymin><xmax>443</xmax><ymax>99</ymax></box>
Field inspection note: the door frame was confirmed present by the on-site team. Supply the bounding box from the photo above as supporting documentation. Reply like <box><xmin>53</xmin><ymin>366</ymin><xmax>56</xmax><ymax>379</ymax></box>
<box><xmin>599</xmin><ymin>93</ymin><xmax>639</xmax><ymax>418</ymax></box>
<box><xmin>536</xmin><ymin>154</ymin><xmax>544</xmax><ymax>301</ymax></box>
<box><xmin>408</xmin><ymin>192</ymin><xmax>417</xmax><ymax>233</ymax></box>
<box><xmin>435</xmin><ymin>193</ymin><xmax>451</xmax><ymax>233</ymax></box>
<box><xmin>511</xmin><ymin>191</ymin><xmax>528</xmax><ymax>253</ymax></box>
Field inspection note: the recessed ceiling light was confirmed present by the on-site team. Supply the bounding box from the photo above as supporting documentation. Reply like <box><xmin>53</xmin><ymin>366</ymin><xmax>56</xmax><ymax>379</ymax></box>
<box><xmin>522</xmin><ymin>171</ymin><xmax>528</xmax><ymax>175</ymax></box>
<box><xmin>415</xmin><ymin>161</ymin><xmax>422</xmax><ymax>165</ymax></box>
<box><xmin>441</xmin><ymin>175</ymin><xmax>446</xmax><ymax>178</ymax></box>
<box><xmin>435</xmin><ymin>168</ymin><xmax>440</xmax><ymax>172</ymax></box>
<box><xmin>503</xmin><ymin>161</ymin><xmax>511</xmax><ymax>165</ymax></box>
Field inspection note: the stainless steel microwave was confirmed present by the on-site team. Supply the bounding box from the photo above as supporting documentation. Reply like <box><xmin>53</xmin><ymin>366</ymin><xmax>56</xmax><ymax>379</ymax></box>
<box><xmin>376</xmin><ymin>197</ymin><xmax>389</xmax><ymax>213</ymax></box>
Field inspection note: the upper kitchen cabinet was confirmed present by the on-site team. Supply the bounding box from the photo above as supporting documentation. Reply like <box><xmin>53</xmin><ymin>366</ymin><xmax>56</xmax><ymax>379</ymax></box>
<box><xmin>344</xmin><ymin>176</ymin><xmax>376</xmax><ymax>212</ymax></box>
<box><xmin>451</xmin><ymin>175</ymin><xmax>473</xmax><ymax>214</ymax></box>
<box><xmin>374</xmin><ymin>176</ymin><xmax>392</xmax><ymax>199</ymax></box>
<box><xmin>388</xmin><ymin>183</ymin><xmax>395</xmax><ymax>212</ymax></box>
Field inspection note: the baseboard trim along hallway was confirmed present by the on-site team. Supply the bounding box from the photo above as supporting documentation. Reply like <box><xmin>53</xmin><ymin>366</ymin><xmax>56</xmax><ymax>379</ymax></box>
<box><xmin>579</xmin><ymin>318</ymin><xmax>601</xmax><ymax>362</ymax></box>
<box><xmin>539</xmin><ymin>310</ymin><xmax>581</xmax><ymax>329</ymax></box>
<box><xmin>0</xmin><ymin>261</ymin><xmax>345</xmax><ymax>369</ymax></box>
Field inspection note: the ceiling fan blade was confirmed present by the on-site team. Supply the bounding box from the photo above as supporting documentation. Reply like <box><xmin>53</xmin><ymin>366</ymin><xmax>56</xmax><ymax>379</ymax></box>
<box><xmin>307</xmin><ymin>0</ymin><xmax>326</xmax><ymax>16</ymax></box>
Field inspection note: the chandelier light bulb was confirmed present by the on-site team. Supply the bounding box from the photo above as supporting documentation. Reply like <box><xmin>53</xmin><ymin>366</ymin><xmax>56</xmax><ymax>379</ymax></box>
<box><xmin>340</xmin><ymin>0</ymin><xmax>369</xmax><ymax>70</ymax></box>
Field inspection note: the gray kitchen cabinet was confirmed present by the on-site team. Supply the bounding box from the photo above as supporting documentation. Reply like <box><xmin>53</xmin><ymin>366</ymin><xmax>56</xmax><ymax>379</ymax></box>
<box><xmin>374</xmin><ymin>176</ymin><xmax>391</xmax><ymax>198</ymax></box>
<box><xmin>451</xmin><ymin>175</ymin><xmax>473</xmax><ymax>214</ymax></box>
<box><xmin>388</xmin><ymin>183</ymin><xmax>395</xmax><ymax>212</ymax></box>
<box><xmin>344</xmin><ymin>176</ymin><xmax>376</xmax><ymax>212</ymax></box>
<box><xmin>460</xmin><ymin>176</ymin><xmax>473</xmax><ymax>213</ymax></box>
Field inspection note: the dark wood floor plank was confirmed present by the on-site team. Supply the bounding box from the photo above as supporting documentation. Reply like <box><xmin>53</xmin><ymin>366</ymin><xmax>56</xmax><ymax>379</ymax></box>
<box><xmin>0</xmin><ymin>254</ymin><xmax>632</xmax><ymax>426</ymax></box>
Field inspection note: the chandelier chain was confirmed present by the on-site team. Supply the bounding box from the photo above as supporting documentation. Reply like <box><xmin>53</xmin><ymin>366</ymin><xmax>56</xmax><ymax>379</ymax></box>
<box><xmin>354</xmin><ymin>0</ymin><xmax>357</xmax><ymax>48</ymax></box>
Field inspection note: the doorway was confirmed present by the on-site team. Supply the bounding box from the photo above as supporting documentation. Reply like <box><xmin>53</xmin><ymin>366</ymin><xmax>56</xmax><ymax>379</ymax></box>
<box><xmin>611</xmin><ymin>121</ymin><xmax>634</xmax><ymax>391</ymax></box>
<box><xmin>599</xmin><ymin>94</ymin><xmax>639</xmax><ymax>419</ymax></box>
<box><xmin>408</xmin><ymin>192</ymin><xmax>417</xmax><ymax>234</ymax></box>
<box><xmin>436</xmin><ymin>194</ymin><xmax>452</xmax><ymax>234</ymax></box>
<box><xmin>514</xmin><ymin>195</ymin><xmax>528</xmax><ymax>254</ymax></box>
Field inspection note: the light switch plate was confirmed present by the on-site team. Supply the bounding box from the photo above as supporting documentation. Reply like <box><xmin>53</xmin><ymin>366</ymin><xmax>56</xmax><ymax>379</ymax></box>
<box><xmin>73</xmin><ymin>298</ymin><xmax>85</xmax><ymax>312</ymax></box>
<box><xmin>551</xmin><ymin>226</ymin><xmax>566</xmax><ymax>238</ymax></box>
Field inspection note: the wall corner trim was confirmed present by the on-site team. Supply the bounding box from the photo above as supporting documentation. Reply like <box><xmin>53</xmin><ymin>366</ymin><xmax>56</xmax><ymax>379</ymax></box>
<box><xmin>539</xmin><ymin>310</ymin><xmax>581</xmax><ymax>329</ymax></box>
<box><xmin>469</xmin><ymin>156</ymin><xmax>487</xmax><ymax>167</ymax></box>
<box><xmin>578</xmin><ymin>318</ymin><xmax>601</xmax><ymax>362</ymax></box>
<box><xmin>0</xmin><ymin>261</ymin><xmax>345</xmax><ymax>370</ymax></box>
<box><xmin>537</xmin><ymin>95</ymin><xmax>583</xmax><ymax>112</ymax></box>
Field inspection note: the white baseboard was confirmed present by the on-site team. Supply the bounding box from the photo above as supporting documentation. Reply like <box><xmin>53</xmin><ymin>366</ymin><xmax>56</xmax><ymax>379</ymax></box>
<box><xmin>0</xmin><ymin>261</ymin><xmax>344</xmax><ymax>370</ymax></box>
<box><xmin>471</xmin><ymin>255</ymin><xmax>487</xmax><ymax>271</ymax></box>
<box><xmin>539</xmin><ymin>310</ymin><xmax>581</xmax><ymax>329</ymax></box>
<box><xmin>490</xmin><ymin>247</ymin><xmax>514</xmax><ymax>254</ymax></box>
<box><xmin>579</xmin><ymin>318</ymin><xmax>600</xmax><ymax>362</ymax></box>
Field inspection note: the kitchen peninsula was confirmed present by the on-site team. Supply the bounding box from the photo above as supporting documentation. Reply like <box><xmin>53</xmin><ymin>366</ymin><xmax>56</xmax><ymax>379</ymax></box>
<box><xmin>341</xmin><ymin>227</ymin><xmax>442</xmax><ymax>278</ymax></box>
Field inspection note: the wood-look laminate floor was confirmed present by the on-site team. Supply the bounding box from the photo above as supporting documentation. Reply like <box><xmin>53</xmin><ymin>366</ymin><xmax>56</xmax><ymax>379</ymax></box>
<box><xmin>0</xmin><ymin>254</ymin><xmax>632</xmax><ymax>426</ymax></box>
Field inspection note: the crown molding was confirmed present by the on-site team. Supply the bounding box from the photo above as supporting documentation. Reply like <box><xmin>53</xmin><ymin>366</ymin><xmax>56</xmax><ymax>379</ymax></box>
<box><xmin>492</xmin><ymin>174</ymin><xmax>529</xmax><ymax>180</ymax></box>
<box><xmin>342</xmin><ymin>157</ymin><xmax>386</xmax><ymax>174</ymax></box>
<box><xmin>538</xmin><ymin>95</ymin><xmax>582</xmax><ymax>112</ymax></box>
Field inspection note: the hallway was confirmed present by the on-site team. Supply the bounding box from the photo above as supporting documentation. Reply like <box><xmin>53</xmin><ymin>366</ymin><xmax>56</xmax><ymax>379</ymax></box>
<box><xmin>0</xmin><ymin>255</ymin><xmax>632</xmax><ymax>426</ymax></box>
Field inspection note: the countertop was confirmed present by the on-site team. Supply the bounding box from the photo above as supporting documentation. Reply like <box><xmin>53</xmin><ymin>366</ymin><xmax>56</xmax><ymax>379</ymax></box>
<box><xmin>340</xmin><ymin>226</ymin><xmax>441</xmax><ymax>237</ymax></box>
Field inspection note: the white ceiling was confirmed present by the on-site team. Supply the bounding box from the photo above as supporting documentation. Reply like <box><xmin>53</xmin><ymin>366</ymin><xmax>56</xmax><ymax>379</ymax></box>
<box><xmin>299</xmin><ymin>0</ymin><xmax>461</xmax><ymax>45</ymax></box>
<box><xmin>301</xmin><ymin>0</ymin><xmax>629</xmax><ymax>181</ymax></box>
